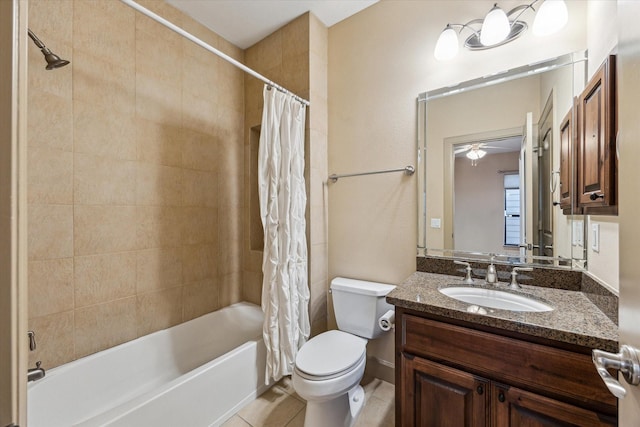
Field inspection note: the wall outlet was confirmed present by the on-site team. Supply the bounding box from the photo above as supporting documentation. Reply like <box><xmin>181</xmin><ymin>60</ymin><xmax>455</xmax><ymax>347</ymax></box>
<box><xmin>430</xmin><ymin>218</ymin><xmax>441</xmax><ymax>229</ymax></box>
<box><xmin>591</xmin><ymin>223</ymin><xmax>600</xmax><ymax>253</ymax></box>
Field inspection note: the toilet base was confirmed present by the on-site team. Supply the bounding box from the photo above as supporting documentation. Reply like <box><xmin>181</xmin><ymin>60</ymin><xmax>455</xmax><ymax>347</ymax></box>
<box><xmin>303</xmin><ymin>385</ymin><xmax>365</xmax><ymax>427</ymax></box>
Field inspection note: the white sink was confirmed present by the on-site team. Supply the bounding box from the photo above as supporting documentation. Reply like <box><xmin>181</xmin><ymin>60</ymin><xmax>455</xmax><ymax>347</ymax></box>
<box><xmin>439</xmin><ymin>286</ymin><xmax>553</xmax><ymax>312</ymax></box>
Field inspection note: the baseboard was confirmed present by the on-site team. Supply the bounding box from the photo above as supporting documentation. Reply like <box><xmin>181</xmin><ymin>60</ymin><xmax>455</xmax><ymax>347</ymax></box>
<box><xmin>364</xmin><ymin>356</ymin><xmax>395</xmax><ymax>385</ymax></box>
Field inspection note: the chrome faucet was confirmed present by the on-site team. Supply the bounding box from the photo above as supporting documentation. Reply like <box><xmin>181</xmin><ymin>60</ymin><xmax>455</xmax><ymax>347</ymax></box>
<box><xmin>27</xmin><ymin>330</ymin><xmax>45</xmax><ymax>382</ymax></box>
<box><xmin>485</xmin><ymin>255</ymin><xmax>498</xmax><ymax>284</ymax></box>
<box><xmin>509</xmin><ymin>266</ymin><xmax>533</xmax><ymax>289</ymax></box>
<box><xmin>454</xmin><ymin>260</ymin><xmax>475</xmax><ymax>284</ymax></box>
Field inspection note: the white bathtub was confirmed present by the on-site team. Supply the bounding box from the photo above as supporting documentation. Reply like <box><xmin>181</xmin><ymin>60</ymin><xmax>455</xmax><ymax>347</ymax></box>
<box><xmin>28</xmin><ymin>302</ymin><xmax>271</xmax><ymax>427</ymax></box>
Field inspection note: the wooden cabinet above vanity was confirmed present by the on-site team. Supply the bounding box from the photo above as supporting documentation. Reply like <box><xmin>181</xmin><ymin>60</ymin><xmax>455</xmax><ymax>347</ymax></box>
<box><xmin>561</xmin><ymin>55</ymin><xmax>618</xmax><ymax>215</ymax></box>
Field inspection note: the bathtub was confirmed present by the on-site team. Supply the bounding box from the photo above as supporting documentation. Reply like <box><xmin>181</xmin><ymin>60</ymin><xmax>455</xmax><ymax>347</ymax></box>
<box><xmin>28</xmin><ymin>302</ymin><xmax>271</xmax><ymax>427</ymax></box>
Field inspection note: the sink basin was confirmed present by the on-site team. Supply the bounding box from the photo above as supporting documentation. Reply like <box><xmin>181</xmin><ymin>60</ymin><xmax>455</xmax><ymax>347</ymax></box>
<box><xmin>439</xmin><ymin>286</ymin><xmax>553</xmax><ymax>312</ymax></box>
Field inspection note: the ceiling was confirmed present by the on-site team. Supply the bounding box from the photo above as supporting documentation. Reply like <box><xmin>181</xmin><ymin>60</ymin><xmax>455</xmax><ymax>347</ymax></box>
<box><xmin>166</xmin><ymin>0</ymin><xmax>379</xmax><ymax>49</ymax></box>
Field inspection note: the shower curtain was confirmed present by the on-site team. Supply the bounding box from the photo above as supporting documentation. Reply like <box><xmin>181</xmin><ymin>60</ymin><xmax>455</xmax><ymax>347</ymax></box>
<box><xmin>258</xmin><ymin>85</ymin><xmax>310</xmax><ymax>383</ymax></box>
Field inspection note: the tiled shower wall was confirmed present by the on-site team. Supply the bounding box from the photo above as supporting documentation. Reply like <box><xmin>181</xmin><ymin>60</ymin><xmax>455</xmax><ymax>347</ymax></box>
<box><xmin>243</xmin><ymin>14</ymin><xmax>329</xmax><ymax>337</ymax></box>
<box><xmin>27</xmin><ymin>0</ymin><xmax>245</xmax><ymax>369</ymax></box>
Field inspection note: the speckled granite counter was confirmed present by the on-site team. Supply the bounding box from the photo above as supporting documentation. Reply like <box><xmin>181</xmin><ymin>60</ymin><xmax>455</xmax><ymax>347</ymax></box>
<box><xmin>387</xmin><ymin>272</ymin><xmax>618</xmax><ymax>353</ymax></box>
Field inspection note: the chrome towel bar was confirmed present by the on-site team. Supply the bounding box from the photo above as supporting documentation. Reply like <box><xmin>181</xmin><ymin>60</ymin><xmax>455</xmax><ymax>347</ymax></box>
<box><xmin>328</xmin><ymin>165</ymin><xmax>415</xmax><ymax>183</ymax></box>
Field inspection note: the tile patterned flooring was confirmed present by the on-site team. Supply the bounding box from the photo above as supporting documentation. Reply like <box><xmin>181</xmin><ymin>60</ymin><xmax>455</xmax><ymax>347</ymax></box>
<box><xmin>222</xmin><ymin>375</ymin><xmax>395</xmax><ymax>427</ymax></box>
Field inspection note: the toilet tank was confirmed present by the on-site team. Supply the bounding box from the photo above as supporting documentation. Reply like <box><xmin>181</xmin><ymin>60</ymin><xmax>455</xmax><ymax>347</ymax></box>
<box><xmin>330</xmin><ymin>277</ymin><xmax>396</xmax><ymax>339</ymax></box>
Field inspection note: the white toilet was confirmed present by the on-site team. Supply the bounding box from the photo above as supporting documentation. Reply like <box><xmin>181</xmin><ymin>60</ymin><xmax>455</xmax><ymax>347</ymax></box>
<box><xmin>292</xmin><ymin>277</ymin><xmax>396</xmax><ymax>427</ymax></box>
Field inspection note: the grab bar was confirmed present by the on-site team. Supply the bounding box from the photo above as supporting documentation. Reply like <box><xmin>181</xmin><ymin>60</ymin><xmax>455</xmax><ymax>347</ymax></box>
<box><xmin>328</xmin><ymin>165</ymin><xmax>415</xmax><ymax>183</ymax></box>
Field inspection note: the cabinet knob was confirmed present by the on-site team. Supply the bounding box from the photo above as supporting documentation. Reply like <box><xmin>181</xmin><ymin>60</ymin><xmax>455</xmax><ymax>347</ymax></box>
<box><xmin>476</xmin><ymin>385</ymin><xmax>484</xmax><ymax>395</ymax></box>
<box><xmin>590</xmin><ymin>193</ymin><xmax>605</xmax><ymax>201</ymax></box>
<box><xmin>498</xmin><ymin>391</ymin><xmax>505</xmax><ymax>402</ymax></box>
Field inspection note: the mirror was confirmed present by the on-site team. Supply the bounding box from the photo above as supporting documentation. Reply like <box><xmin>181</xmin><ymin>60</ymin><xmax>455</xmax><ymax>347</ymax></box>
<box><xmin>417</xmin><ymin>52</ymin><xmax>587</xmax><ymax>268</ymax></box>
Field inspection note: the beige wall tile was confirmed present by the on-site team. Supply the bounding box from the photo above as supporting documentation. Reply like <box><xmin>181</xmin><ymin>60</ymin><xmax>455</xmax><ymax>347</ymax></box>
<box><xmin>136</xmin><ymin>25</ymin><xmax>182</xmax><ymax>84</ymax></box>
<box><xmin>75</xmin><ymin>297</ymin><xmax>137</xmax><ymax>358</ymax></box>
<box><xmin>74</xmin><ymin>100</ymin><xmax>137</xmax><ymax>160</ymax></box>
<box><xmin>136</xmin><ymin>287</ymin><xmax>183</xmax><ymax>336</ymax></box>
<box><xmin>136</xmin><ymin>118</ymin><xmax>183</xmax><ymax>167</ymax></box>
<box><xmin>136</xmin><ymin>205</ymin><xmax>183</xmax><ymax>249</ymax></box>
<box><xmin>245</xmin><ymin>31</ymin><xmax>282</xmax><ymax>73</ymax></box>
<box><xmin>28</xmin><ymin>89</ymin><xmax>73</xmax><ymax>152</ymax></box>
<box><xmin>182</xmin><ymin>91</ymin><xmax>219</xmax><ymax>136</ymax></box>
<box><xmin>136</xmin><ymin>73</ymin><xmax>182</xmax><ymax>124</ymax></box>
<box><xmin>28</xmin><ymin>204</ymin><xmax>74</xmax><ymax>260</ymax></box>
<box><xmin>242</xmin><ymin>270</ymin><xmax>262</xmax><ymax>306</ymax></box>
<box><xmin>135</xmin><ymin>0</ymin><xmax>184</xmax><ymax>44</ymax></box>
<box><xmin>182</xmin><ymin>207</ymin><xmax>217</xmax><ymax>245</ymax></box>
<box><xmin>282</xmin><ymin>15</ymin><xmax>310</xmax><ymax>61</ymax></box>
<box><xmin>182</xmin><ymin>129</ymin><xmax>219</xmax><ymax>172</ymax></box>
<box><xmin>183</xmin><ymin>279</ymin><xmax>219</xmax><ymax>321</ymax></box>
<box><xmin>28</xmin><ymin>258</ymin><xmax>74</xmax><ymax>318</ymax></box>
<box><xmin>137</xmin><ymin>247</ymin><xmax>183</xmax><ymax>293</ymax></box>
<box><xmin>182</xmin><ymin>169</ymin><xmax>217</xmax><ymax>208</ymax></box>
<box><xmin>28</xmin><ymin>311</ymin><xmax>75</xmax><ymax>369</ymax></box>
<box><xmin>73</xmin><ymin>0</ymin><xmax>135</xmax><ymax>72</ymax></box>
<box><xmin>220</xmin><ymin>272</ymin><xmax>244</xmax><ymax>307</ymax></box>
<box><xmin>74</xmin><ymin>205</ymin><xmax>137</xmax><ymax>255</ymax></box>
<box><xmin>219</xmin><ymin>204</ymin><xmax>242</xmax><ymax>276</ymax></box>
<box><xmin>183</xmin><ymin>54</ymin><xmax>219</xmax><ymax>103</ymax></box>
<box><xmin>182</xmin><ymin>244</ymin><xmax>217</xmax><ymax>283</ymax></box>
<box><xmin>29</xmin><ymin>0</ymin><xmax>73</xmax><ymax>45</ymax></box>
<box><xmin>28</xmin><ymin>146</ymin><xmax>73</xmax><ymax>204</ymax></box>
<box><xmin>73</xmin><ymin>50</ymin><xmax>136</xmax><ymax>115</ymax></box>
<box><xmin>74</xmin><ymin>252</ymin><xmax>136</xmax><ymax>308</ymax></box>
<box><xmin>74</xmin><ymin>153</ymin><xmax>136</xmax><ymax>205</ymax></box>
<box><xmin>136</xmin><ymin>162</ymin><xmax>183</xmax><ymax>206</ymax></box>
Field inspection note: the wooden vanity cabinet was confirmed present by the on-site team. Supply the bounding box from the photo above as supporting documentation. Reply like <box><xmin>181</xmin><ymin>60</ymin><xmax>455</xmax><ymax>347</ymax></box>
<box><xmin>396</xmin><ymin>308</ymin><xmax>617</xmax><ymax>426</ymax></box>
<box><xmin>576</xmin><ymin>55</ymin><xmax>617</xmax><ymax>214</ymax></box>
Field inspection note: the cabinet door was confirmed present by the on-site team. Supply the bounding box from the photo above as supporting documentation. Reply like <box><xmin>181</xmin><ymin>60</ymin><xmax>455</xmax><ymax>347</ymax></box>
<box><xmin>400</xmin><ymin>353</ymin><xmax>489</xmax><ymax>427</ymax></box>
<box><xmin>492</xmin><ymin>384</ymin><xmax>616</xmax><ymax>427</ymax></box>
<box><xmin>576</xmin><ymin>55</ymin><xmax>616</xmax><ymax>209</ymax></box>
<box><xmin>559</xmin><ymin>107</ymin><xmax>573</xmax><ymax>211</ymax></box>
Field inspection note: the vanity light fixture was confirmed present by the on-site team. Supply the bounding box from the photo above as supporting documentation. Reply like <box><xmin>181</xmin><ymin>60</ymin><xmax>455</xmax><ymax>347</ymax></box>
<box><xmin>433</xmin><ymin>0</ymin><xmax>568</xmax><ymax>61</ymax></box>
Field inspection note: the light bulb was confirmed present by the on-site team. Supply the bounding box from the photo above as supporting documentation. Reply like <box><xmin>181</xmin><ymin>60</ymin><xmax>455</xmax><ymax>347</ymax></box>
<box><xmin>480</xmin><ymin>4</ymin><xmax>511</xmax><ymax>46</ymax></box>
<box><xmin>466</xmin><ymin>149</ymin><xmax>487</xmax><ymax>160</ymax></box>
<box><xmin>533</xmin><ymin>0</ymin><xmax>568</xmax><ymax>36</ymax></box>
<box><xmin>434</xmin><ymin>25</ymin><xmax>459</xmax><ymax>61</ymax></box>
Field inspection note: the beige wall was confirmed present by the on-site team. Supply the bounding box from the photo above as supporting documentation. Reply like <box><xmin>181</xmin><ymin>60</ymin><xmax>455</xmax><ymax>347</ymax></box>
<box><xmin>585</xmin><ymin>0</ymin><xmax>619</xmax><ymax>292</ymax></box>
<box><xmin>243</xmin><ymin>13</ymin><xmax>329</xmax><ymax>336</ymax></box>
<box><xmin>27</xmin><ymin>0</ymin><xmax>245</xmax><ymax>369</ymax></box>
<box><xmin>328</xmin><ymin>1</ymin><xmax>587</xmax><ymax>369</ymax></box>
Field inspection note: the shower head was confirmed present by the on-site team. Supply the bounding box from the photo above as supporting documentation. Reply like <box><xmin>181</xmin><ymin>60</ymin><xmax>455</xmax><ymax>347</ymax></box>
<box><xmin>28</xmin><ymin>29</ymin><xmax>70</xmax><ymax>70</ymax></box>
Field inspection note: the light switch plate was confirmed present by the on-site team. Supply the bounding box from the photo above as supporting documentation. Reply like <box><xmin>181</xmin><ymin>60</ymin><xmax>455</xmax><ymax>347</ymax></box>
<box><xmin>430</xmin><ymin>218</ymin><xmax>441</xmax><ymax>229</ymax></box>
<box><xmin>591</xmin><ymin>223</ymin><xmax>600</xmax><ymax>253</ymax></box>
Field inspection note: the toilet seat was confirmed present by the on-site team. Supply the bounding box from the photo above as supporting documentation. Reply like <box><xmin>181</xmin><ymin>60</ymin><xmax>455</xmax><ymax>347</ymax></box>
<box><xmin>295</xmin><ymin>330</ymin><xmax>366</xmax><ymax>380</ymax></box>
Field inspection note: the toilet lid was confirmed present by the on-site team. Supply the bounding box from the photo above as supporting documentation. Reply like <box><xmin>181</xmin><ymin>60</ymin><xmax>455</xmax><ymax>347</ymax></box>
<box><xmin>296</xmin><ymin>330</ymin><xmax>366</xmax><ymax>377</ymax></box>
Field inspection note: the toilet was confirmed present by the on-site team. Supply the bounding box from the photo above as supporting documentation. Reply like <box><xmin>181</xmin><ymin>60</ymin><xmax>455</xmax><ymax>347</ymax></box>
<box><xmin>292</xmin><ymin>277</ymin><xmax>396</xmax><ymax>427</ymax></box>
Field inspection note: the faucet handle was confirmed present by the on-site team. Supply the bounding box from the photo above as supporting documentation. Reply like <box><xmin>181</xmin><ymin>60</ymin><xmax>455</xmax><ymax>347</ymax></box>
<box><xmin>454</xmin><ymin>260</ymin><xmax>474</xmax><ymax>284</ymax></box>
<box><xmin>509</xmin><ymin>266</ymin><xmax>533</xmax><ymax>289</ymax></box>
<box><xmin>35</xmin><ymin>361</ymin><xmax>41</xmax><ymax>369</ymax></box>
<box><xmin>28</xmin><ymin>330</ymin><xmax>36</xmax><ymax>351</ymax></box>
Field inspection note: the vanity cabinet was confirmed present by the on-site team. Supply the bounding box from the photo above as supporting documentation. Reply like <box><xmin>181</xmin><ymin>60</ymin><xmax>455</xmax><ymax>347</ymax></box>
<box><xmin>576</xmin><ymin>55</ymin><xmax>617</xmax><ymax>214</ymax></box>
<box><xmin>396</xmin><ymin>309</ymin><xmax>617</xmax><ymax>426</ymax></box>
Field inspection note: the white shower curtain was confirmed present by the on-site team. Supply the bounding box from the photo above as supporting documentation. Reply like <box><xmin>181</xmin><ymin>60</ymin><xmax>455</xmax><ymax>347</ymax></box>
<box><xmin>258</xmin><ymin>85</ymin><xmax>310</xmax><ymax>383</ymax></box>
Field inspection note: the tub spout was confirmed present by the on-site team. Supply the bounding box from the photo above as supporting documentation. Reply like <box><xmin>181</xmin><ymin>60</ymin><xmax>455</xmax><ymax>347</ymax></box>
<box><xmin>28</xmin><ymin>361</ymin><xmax>46</xmax><ymax>382</ymax></box>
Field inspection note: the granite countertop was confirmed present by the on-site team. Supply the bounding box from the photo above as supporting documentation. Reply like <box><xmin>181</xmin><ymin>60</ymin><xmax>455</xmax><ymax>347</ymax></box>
<box><xmin>387</xmin><ymin>271</ymin><xmax>618</xmax><ymax>353</ymax></box>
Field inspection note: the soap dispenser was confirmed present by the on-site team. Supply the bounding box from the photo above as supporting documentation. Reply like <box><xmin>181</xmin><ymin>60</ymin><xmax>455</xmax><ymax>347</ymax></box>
<box><xmin>485</xmin><ymin>255</ymin><xmax>498</xmax><ymax>284</ymax></box>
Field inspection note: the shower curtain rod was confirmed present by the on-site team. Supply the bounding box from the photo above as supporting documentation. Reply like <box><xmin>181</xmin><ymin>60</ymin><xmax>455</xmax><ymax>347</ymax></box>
<box><xmin>119</xmin><ymin>0</ymin><xmax>310</xmax><ymax>106</ymax></box>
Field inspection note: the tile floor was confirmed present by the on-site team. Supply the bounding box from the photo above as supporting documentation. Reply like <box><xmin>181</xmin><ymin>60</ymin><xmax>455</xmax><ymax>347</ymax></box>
<box><xmin>222</xmin><ymin>375</ymin><xmax>395</xmax><ymax>427</ymax></box>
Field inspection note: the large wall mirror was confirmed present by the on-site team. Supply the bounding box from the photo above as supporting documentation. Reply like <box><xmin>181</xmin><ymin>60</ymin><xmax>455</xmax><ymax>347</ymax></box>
<box><xmin>417</xmin><ymin>51</ymin><xmax>588</xmax><ymax>269</ymax></box>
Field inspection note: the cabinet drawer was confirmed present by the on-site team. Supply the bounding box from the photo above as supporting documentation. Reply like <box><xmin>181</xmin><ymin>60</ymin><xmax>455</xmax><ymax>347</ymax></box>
<box><xmin>401</xmin><ymin>314</ymin><xmax>616</xmax><ymax>415</ymax></box>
